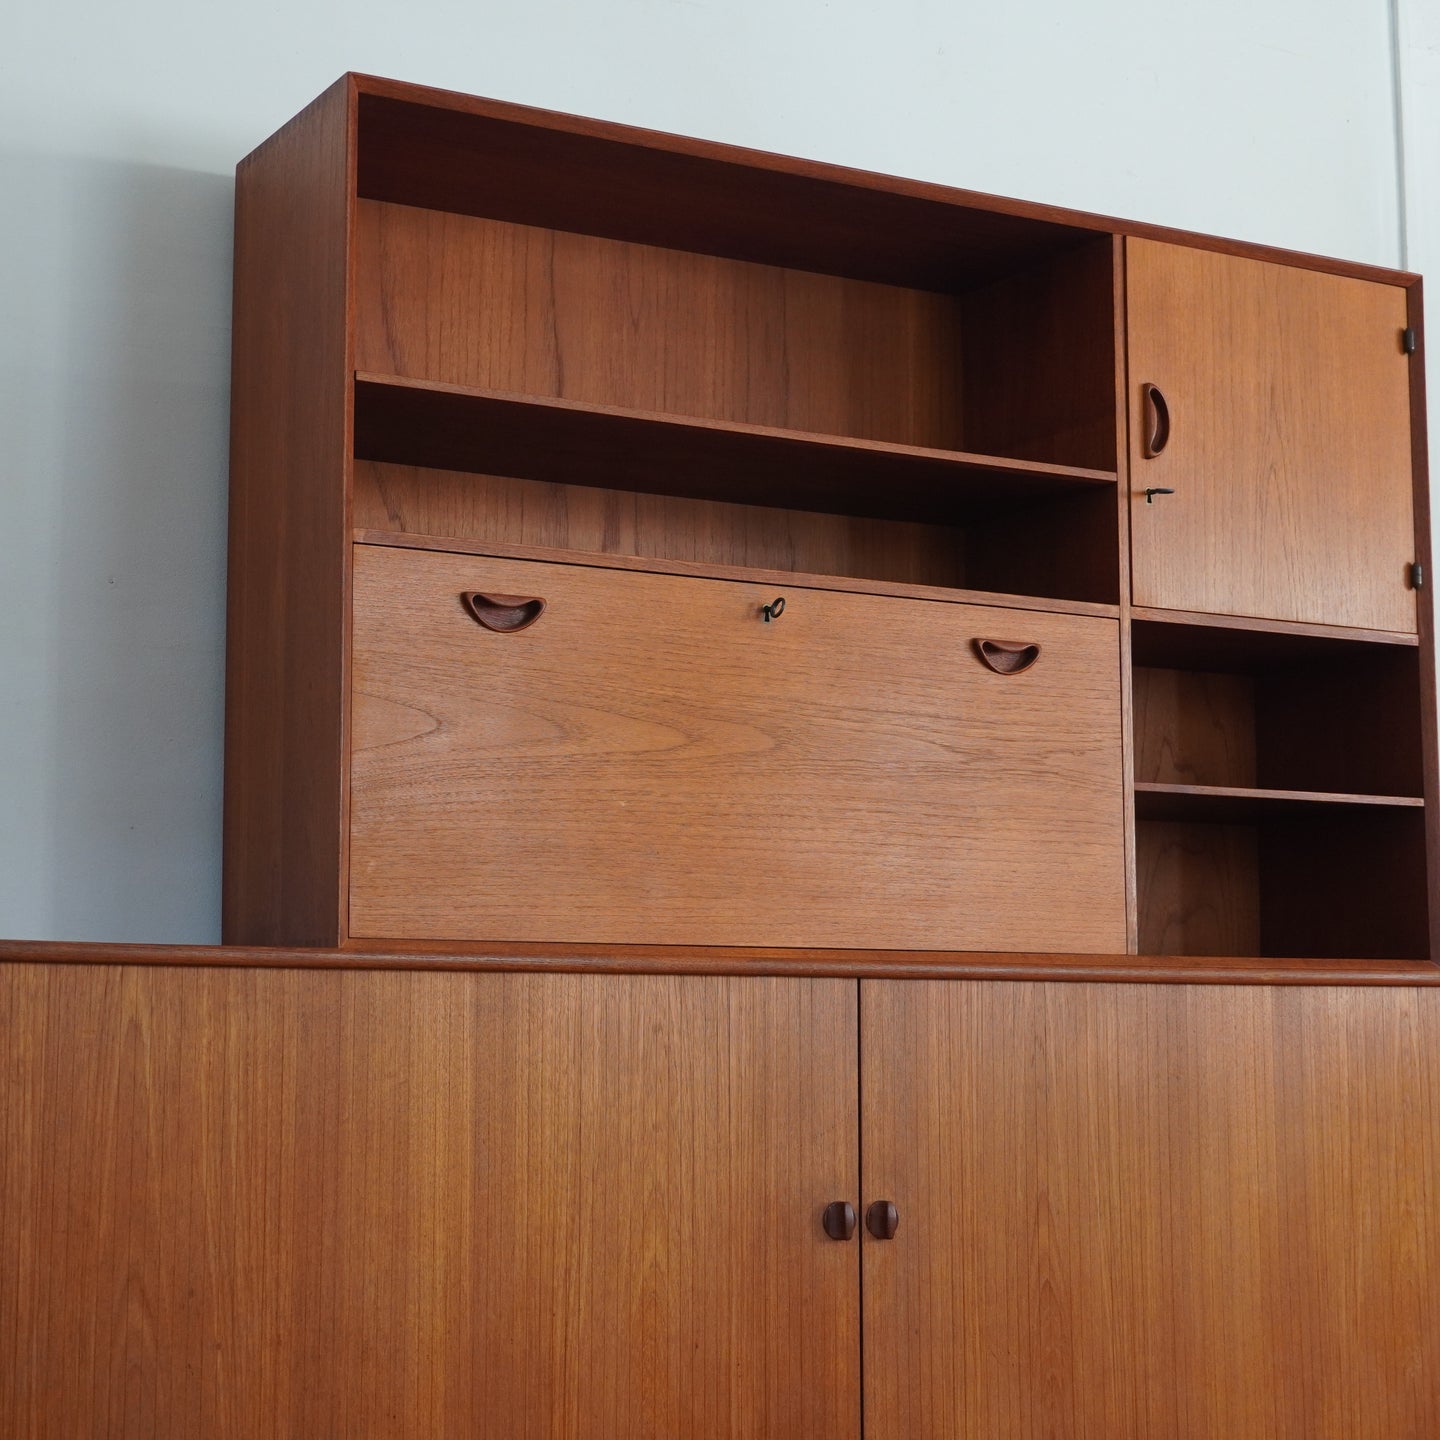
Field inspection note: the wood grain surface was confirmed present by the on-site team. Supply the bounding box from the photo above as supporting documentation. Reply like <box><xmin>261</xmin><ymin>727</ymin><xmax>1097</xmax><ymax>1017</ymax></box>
<box><xmin>6</xmin><ymin>938</ymin><xmax>1440</xmax><ymax>984</ymax></box>
<box><xmin>224</xmin><ymin>77</ymin><xmax>353</xmax><ymax>946</ymax></box>
<box><xmin>352</xmin><ymin>374</ymin><xmax>1115</xmax><ymax>524</ymax></box>
<box><xmin>353</xmin><ymin>462</ymin><xmax>1119</xmax><ymax>607</ymax></box>
<box><xmin>348</xmin><ymin>545</ymin><xmax>1127</xmax><ymax>951</ymax></box>
<box><xmin>1127</xmin><ymin>239</ymin><xmax>1417</xmax><ymax>633</ymax></box>
<box><xmin>861</xmin><ymin>978</ymin><xmax>1440</xmax><ymax>1439</ymax></box>
<box><xmin>0</xmin><ymin>964</ymin><xmax>859</xmax><ymax>1439</ymax></box>
<box><xmin>354</xmin><ymin>460</ymin><xmax>972</xmax><ymax>590</ymax></box>
<box><xmin>1134</xmin><ymin>667</ymin><xmax>1257</xmax><ymax>788</ymax></box>
<box><xmin>1137</xmin><ymin>820</ymin><xmax>1262</xmax><ymax>957</ymax></box>
<box><xmin>355</xmin><ymin>200</ymin><xmax>967</xmax><ymax>449</ymax></box>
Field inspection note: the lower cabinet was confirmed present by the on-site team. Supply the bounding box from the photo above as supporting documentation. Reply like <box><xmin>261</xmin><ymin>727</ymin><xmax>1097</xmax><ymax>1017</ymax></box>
<box><xmin>3</xmin><ymin>962</ymin><xmax>1439</xmax><ymax>1438</ymax></box>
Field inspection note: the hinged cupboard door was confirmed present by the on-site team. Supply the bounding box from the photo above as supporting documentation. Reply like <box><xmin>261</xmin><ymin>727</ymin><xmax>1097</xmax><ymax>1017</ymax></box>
<box><xmin>0</xmin><ymin>965</ymin><xmax>861</xmax><ymax>1440</ymax></box>
<box><xmin>1127</xmin><ymin>239</ymin><xmax>1416</xmax><ymax>633</ymax></box>
<box><xmin>859</xmin><ymin>979</ymin><xmax>1440</xmax><ymax>1439</ymax></box>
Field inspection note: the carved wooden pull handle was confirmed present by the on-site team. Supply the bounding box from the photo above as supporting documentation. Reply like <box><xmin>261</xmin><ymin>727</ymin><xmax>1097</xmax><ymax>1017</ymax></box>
<box><xmin>1141</xmin><ymin>382</ymin><xmax>1171</xmax><ymax>458</ymax></box>
<box><xmin>462</xmin><ymin>592</ymin><xmax>546</xmax><ymax>633</ymax></box>
<box><xmin>974</xmin><ymin>639</ymin><xmax>1040</xmax><ymax>675</ymax></box>
<box><xmin>822</xmin><ymin>1200</ymin><xmax>857</xmax><ymax>1241</ymax></box>
<box><xmin>866</xmin><ymin>1200</ymin><xmax>899</xmax><ymax>1241</ymax></box>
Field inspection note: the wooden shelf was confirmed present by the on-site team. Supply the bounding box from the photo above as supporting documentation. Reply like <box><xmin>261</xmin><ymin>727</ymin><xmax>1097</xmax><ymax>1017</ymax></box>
<box><xmin>1134</xmin><ymin>781</ymin><xmax>1424</xmax><ymax>823</ymax></box>
<box><xmin>353</xmin><ymin>374</ymin><xmax>1117</xmax><ymax>526</ymax></box>
<box><xmin>354</xmin><ymin>80</ymin><xmax>1103</xmax><ymax>291</ymax></box>
<box><xmin>1132</xmin><ymin>607</ymin><xmax>1418</xmax><ymax>671</ymax></box>
<box><xmin>353</xmin><ymin>529</ymin><xmax>1121</xmax><ymax>620</ymax></box>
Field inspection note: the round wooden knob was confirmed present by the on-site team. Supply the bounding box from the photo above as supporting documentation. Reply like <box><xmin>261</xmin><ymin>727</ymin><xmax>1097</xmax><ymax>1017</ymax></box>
<box><xmin>866</xmin><ymin>1200</ymin><xmax>899</xmax><ymax>1240</ymax></box>
<box><xmin>822</xmin><ymin>1200</ymin><xmax>857</xmax><ymax>1241</ymax></box>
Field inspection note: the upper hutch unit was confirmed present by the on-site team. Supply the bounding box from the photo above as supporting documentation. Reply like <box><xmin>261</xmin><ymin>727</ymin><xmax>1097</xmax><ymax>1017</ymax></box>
<box><xmin>225</xmin><ymin>73</ymin><xmax>1435</xmax><ymax>963</ymax></box>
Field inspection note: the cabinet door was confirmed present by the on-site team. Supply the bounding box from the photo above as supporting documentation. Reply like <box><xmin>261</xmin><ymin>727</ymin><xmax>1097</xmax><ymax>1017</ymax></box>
<box><xmin>860</xmin><ymin>979</ymin><xmax>1440</xmax><ymax>1439</ymax></box>
<box><xmin>349</xmin><ymin>545</ymin><xmax>1127</xmax><ymax>952</ymax></box>
<box><xmin>0</xmin><ymin>964</ymin><xmax>860</xmax><ymax>1440</ymax></box>
<box><xmin>1127</xmin><ymin>239</ymin><xmax>1416</xmax><ymax>633</ymax></box>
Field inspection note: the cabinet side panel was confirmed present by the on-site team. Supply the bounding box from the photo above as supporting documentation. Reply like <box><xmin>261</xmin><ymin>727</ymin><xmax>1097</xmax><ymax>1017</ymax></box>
<box><xmin>224</xmin><ymin>79</ymin><xmax>353</xmax><ymax>945</ymax></box>
<box><xmin>1408</xmin><ymin>281</ymin><xmax>1439</xmax><ymax>959</ymax></box>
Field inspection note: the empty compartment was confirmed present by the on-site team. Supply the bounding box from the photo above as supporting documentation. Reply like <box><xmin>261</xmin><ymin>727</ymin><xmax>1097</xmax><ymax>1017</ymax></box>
<box><xmin>1137</xmin><ymin>809</ymin><xmax>1429</xmax><ymax>959</ymax></box>
<box><xmin>353</xmin><ymin>201</ymin><xmax>1117</xmax><ymax>473</ymax></box>
<box><xmin>1132</xmin><ymin>616</ymin><xmax>1429</xmax><ymax>958</ymax></box>
<box><xmin>353</xmin><ymin>458</ymin><xmax>1119</xmax><ymax>605</ymax></box>
<box><xmin>1132</xmin><ymin>619</ymin><xmax>1424</xmax><ymax>800</ymax></box>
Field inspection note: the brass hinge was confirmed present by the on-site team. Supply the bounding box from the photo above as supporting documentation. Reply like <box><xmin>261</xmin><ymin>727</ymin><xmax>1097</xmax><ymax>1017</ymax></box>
<box><xmin>1411</xmin><ymin>562</ymin><xmax>1425</xmax><ymax>590</ymax></box>
<box><xmin>1403</xmin><ymin>327</ymin><xmax>1418</xmax><ymax>355</ymax></box>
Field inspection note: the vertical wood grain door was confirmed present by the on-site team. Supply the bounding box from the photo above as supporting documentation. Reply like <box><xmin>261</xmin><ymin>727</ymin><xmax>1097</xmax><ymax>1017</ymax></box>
<box><xmin>860</xmin><ymin>979</ymin><xmax>1440</xmax><ymax>1439</ymax></box>
<box><xmin>1127</xmin><ymin>239</ymin><xmax>1417</xmax><ymax>633</ymax></box>
<box><xmin>0</xmin><ymin>964</ymin><xmax>860</xmax><ymax>1440</ymax></box>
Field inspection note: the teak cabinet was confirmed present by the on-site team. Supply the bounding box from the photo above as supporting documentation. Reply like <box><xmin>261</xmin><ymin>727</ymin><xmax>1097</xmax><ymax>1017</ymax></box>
<box><xmin>225</xmin><ymin>74</ymin><xmax>1436</xmax><ymax>966</ymax></box>
<box><xmin>5</xmin><ymin>955</ymin><xmax>1438</xmax><ymax>1439</ymax></box>
<box><xmin>8</xmin><ymin>72</ymin><xmax>1440</xmax><ymax>1440</ymax></box>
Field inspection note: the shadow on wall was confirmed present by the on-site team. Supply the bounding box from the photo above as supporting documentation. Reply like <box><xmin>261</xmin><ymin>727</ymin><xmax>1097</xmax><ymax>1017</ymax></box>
<box><xmin>0</xmin><ymin>150</ymin><xmax>234</xmax><ymax>942</ymax></box>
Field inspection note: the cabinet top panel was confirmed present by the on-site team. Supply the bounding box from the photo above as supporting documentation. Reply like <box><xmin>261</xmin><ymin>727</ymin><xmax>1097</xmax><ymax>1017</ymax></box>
<box><xmin>253</xmin><ymin>73</ymin><xmax>1422</xmax><ymax>292</ymax></box>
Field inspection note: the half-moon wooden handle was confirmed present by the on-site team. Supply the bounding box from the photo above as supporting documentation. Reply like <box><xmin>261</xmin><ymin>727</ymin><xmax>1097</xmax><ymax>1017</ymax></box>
<box><xmin>1141</xmin><ymin>382</ymin><xmax>1171</xmax><ymax>458</ymax></box>
<box><xmin>462</xmin><ymin>592</ymin><xmax>546</xmax><ymax>633</ymax></box>
<box><xmin>974</xmin><ymin>639</ymin><xmax>1040</xmax><ymax>675</ymax></box>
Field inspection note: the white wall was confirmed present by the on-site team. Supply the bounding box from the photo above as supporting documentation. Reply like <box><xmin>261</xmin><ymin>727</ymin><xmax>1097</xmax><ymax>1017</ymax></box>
<box><xmin>1402</xmin><ymin>0</ymin><xmax>1440</xmax><ymax>462</ymax></box>
<box><xmin>0</xmin><ymin>0</ymin><xmax>1417</xmax><ymax>940</ymax></box>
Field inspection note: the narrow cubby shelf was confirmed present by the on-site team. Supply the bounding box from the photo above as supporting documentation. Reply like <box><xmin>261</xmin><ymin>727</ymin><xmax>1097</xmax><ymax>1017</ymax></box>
<box><xmin>353</xmin><ymin>373</ymin><xmax>1118</xmax><ymax>524</ymax></box>
<box><xmin>1133</xmin><ymin>781</ymin><xmax>1424</xmax><ymax>823</ymax></box>
<box><xmin>1131</xmin><ymin>613</ymin><xmax>1429</xmax><ymax>960</ymax></box>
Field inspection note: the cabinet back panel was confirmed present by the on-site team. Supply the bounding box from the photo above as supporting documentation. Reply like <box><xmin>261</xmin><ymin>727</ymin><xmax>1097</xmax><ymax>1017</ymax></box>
<box><xmin>1137</xmin><ymin>820</ymin><xmax>1261</xmax><ymax>956</ymax></box>
<box><xmin>355</xmin><ymin>200</ymin><xmax>966</xmax><ymax>449</ymax></box>
<box><xmin>960</xmin><ymin>238</ymin><xmax>1117</xmax><ymax>470</ymax></box>
<box><xmin>1139</xmin><ymin>813</ymin><xmax>1430</xmax><ymax>959</ymax></box>
<box><xmin>354</xmin><ymin>461</ymin><xmax>968</xmax><ymax>588</ymax></box>
<box><xmin>348</xmin><ymin>544</ymin><xmax>1127</xmax><ymax>950</ymax></box>
<box><xmin>1128</xmin><ymin>240</ymin><xmax>1417</xmax><ymax>633</ymax></box>
<box><xmin>1134</xmin><ymin>668</ymin><xmax>1257</xmax><ymax>788</ymax></box>
<box><xmin>1259</xmin><ymin>810</ymin><xmax>1430</xmax><ymax>959</ymax></box>
<box><xmin>1255</xmin><ymin>652</ymin><xmax>1424</xmax><ymax>798</ymax></box>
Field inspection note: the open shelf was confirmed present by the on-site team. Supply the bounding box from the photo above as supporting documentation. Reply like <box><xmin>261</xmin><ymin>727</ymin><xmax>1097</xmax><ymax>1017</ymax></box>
<box><xmin>352</xmin><ymin>529</ymin><xmax>1119</xmax><ymax>620</ymax></box>
<box><xmin>354</xmin><ymin>80</ymin><xmax>1105</xmax><ymax>291</ymax></box>
<box><xmin>1134</xmin><ymin>781</ymin><xmax>1424</xmax><ymax>823</ymax></box>
<box><xmin>1132</xmin><ymin>612</ymin><xmax>1429</xmax><ymax>960</ymax></box>
<box><xmin>353</xmin><ymin>374</ymin><xmax>1116</xmax><ymax>524</ymax></box>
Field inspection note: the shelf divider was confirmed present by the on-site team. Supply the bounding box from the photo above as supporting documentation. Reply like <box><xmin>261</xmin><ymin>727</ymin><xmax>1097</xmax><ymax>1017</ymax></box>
<box><xmin>1134</xmin><ymin>780</ymin><xmax>1425</xmax><ymax>824</ymax></box>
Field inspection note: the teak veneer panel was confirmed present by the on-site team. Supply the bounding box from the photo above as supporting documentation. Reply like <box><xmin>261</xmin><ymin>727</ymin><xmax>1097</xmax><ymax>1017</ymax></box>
<box><xmin>0</xmin><ymin>963</ymin><xmax>859</xmax><ymax>1439</ymax></box>
<box><xmin>355</xmin><ymin>200</ymin><xmax>966</xmax><ymax>450</ymax></box>
<box><xmin>1137</xmin><ymin>821</ymin><xmax>1263</xmax><ymax>957</ymax></box>
<box><xmin>861</xmin><ymin>979</ymin><xmax>1440</xmax><ymax>1438</ymax></box>
<box><xmin>351</xmin><ymin>375</ymin><xmax>1115</xmax><ymax>526</ymax></box>
<box><xmin>1134</xmin><ymin>668</ymin><xmax>1257</xmax><ymax>788</ymax></box>
<box><xmin>1127</xmin><ymin>239</ymin><xmax>1417</xmax><ymax>634</ymax></box>
<box><xmin>348</xmin><ymin>545</ymin><xmax>1127</xmax><ymax>951</ymax></box>
<box><xmin>223</xmin><ymin>77</ymin><xmax>353</xmax><ymax>946</ymax></box>
<box><xmin>354</xmin><ymin>460</ymin><xmax>970</xmax><ymax>589</ymax></box>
